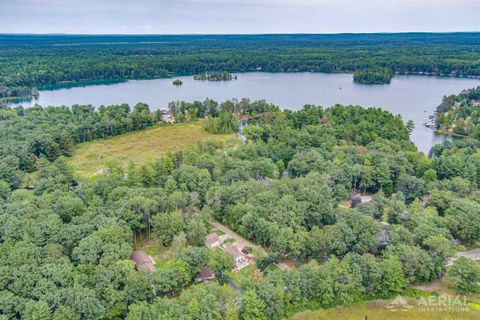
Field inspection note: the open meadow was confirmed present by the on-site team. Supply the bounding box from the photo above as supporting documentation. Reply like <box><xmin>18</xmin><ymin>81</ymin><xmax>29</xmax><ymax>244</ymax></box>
<box><xmin>67</xmin><ymin>121</ymin><xmax>237</xmax><ymax>177</ymax></box>
<box><xmin>291</xmin><ymin>299</ymin><xmax>480</xmax><ymax>320</ymax></box>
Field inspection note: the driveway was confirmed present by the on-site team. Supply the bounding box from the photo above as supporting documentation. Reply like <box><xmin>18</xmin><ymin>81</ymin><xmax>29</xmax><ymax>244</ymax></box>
<box><xmin>275</xmin><ymin>262</ymin><xmax>292</xmax><ymax>270</ymax></box>
<box><xmin>446</xmin><ymin>247</ymin><xmax>480</xmax><ymax>266</ymax></box>
<box><xmin>210</xmin><ymin>221</ymin><xmax>266</xmax><ymax>256</ymax></box>
<box><xmin>227</xmin><ymin>280</ymin><xmax>242</xmax><ymax>292</ymax></box>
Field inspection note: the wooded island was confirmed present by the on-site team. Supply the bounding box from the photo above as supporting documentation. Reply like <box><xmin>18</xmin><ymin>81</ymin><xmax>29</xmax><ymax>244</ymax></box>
<box><xmin>193</xmin><ymin>72</ymin><xmax>237</xmax><ymax>81</ymax></box>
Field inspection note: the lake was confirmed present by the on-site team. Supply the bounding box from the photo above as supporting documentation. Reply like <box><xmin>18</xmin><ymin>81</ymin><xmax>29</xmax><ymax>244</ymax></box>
<box><xmin>18</xmin><ymin>72</ymin><xmax>480</xmax><ymax>154</ymax></box>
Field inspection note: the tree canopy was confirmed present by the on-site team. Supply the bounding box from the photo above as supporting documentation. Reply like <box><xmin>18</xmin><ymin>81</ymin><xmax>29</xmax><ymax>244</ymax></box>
<box><xmin>0</xmin><ymin>100</ymin><xmax>479</xmax><ymax>319</ymax></box>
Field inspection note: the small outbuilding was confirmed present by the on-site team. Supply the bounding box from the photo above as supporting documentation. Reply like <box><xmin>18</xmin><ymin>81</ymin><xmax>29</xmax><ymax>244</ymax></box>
<box><xmin>195</xmin><ymin>267</ymin><xmax>215</xmax><ymax>282</ymax></box>
<box><xmin>350</xmin><ymin>192</ymin><xmax>373</xmax><ymax>208</ymax></box>
<box><xmin>205</xmin><ymin>233</ymin><xmax>220</xmax><ymax>249</ymax></box>
<box><xmin>131</xmin><ymin>250</ymin><xmax>156</xmax><ymax>272</ymax></box>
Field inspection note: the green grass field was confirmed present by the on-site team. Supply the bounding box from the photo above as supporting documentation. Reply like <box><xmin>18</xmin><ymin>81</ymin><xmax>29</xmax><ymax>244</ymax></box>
<box><xmin>68</xmin><ymin>121</ymin><xmax>237</xmax><ymax>177</ymax></box>
<box><xmin>295</xmin><ymin>261</ymin><xmax>480</xmax><ymax>320</ymax></box>
<box><xmin>412</xmin><ymin>261</ymin><xmax>480</xmax><ymax>304</ymax></box>
<box><xmin>291</xmin><ymin>299</ymin><xmax>480</xmax><ymax>320</ymax></box>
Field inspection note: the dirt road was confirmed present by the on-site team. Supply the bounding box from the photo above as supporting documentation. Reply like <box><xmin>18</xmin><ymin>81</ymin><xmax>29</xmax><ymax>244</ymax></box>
<box><xmin>446</xmin><ymin>247</ymin><xmax>480</xmax><ymax>266</ymax></box>
<box><xmin>210</xmin><ymin>221</ymin><xmax>266</xmax><ymax>255</ymax></box>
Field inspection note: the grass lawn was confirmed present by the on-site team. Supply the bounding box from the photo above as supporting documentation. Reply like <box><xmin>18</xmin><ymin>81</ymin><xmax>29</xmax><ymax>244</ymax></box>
<box><xmin>207</xmin><ymin>225</ymin><xmax>226</xmax><ymax>236</ymax></box>
<box><xmin>68</xmin><ymin>121</ymin><xmax>237</xmax><ymax>177</ymax></box>
<box><xmin>412</xmin><ymin>262</ymin><xmax>480</xmax><ymax>303</ymax></box>
<box><xmin>296</xmin><ymin>269</ymin><xmax>480</xmax><ymax>320</ymax></box>
<box><xmin>134</xmin><ymin>232</ymin><xmax>174</xmax><ymax>268</ymax></box>
<box><xmin>215</xmin><ymin>230</ymin><xmax>226</xmax><ymax>236</ymax></box>
<box><xmin>462</xmin><ymin>242</ymin><xmax>480</xmax><ymax>251</ymax></box>
<box><xmin>226</xmin><ymin>265</ymin><xmax>262</xmax><ymax>286</ymax></box>
<box><xmin>291</xmin><ymin>299</ymin><xmax>480</xmax><ymax>320</ymax></box>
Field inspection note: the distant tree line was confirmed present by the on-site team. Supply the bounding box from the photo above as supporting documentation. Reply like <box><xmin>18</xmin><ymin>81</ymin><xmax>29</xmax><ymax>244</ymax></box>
<box><xmin>193</xmin><ymin>72</ymin><xmax>237</xmax><ymax>81</ymax></box>
<box><xmin>2</xmin><ymin>33</ymin><xmax>480</xmax><ymax>100</ymax></box>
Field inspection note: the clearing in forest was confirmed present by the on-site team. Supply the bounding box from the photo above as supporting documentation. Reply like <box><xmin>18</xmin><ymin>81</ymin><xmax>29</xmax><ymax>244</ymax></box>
<box><xmin>291</xmin><ymin>298</ymin><xmax>480</xmax><ymax>320</ymax></box>
<box><xmin>68</xmin><ymin>121</ymin><xmax>237</xmax><ymax>177</ymax></box>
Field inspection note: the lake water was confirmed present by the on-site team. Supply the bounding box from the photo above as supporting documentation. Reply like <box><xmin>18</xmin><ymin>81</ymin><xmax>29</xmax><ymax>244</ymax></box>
<box><xmin>18</xmin><ymin>72</ymin><xmax>480</xmax><ymax>154</ymax></box>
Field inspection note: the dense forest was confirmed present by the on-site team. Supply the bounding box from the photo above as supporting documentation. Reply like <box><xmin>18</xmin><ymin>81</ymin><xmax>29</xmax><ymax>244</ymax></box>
<box><xmin>1</xmin><ymin>100</ymin><xmax>479</xmax><ymax>319</ymax></box>
<box><xmin>1</xmin><ymin>33</ymin><xmax>480</xmax><ymax>100</ymax></box>
<box><xmin>435</xmin><ymin>86</ymin><xmax>480</xmax><ymax>136</ymax></box>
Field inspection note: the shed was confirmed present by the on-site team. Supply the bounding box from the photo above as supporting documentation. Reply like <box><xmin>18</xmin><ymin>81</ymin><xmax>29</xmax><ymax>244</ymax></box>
<box><xmin>350</xmin><ymin>192</ymin><xmax>372</xmax><ymax>208</ymax></box>
<box><xmin>131</xmin><ymin>250</ymin><xmax>156</xmax><ymax>272</ymax></box>
<box><xmin>205</xmin><ymin>233</ymin><xmax>220</xmax><ymax>249</ymax></box>
<box><xmin>195</xmin><ymin>267</ymin><xmax>215</xmax><ymax>282</ymax></box>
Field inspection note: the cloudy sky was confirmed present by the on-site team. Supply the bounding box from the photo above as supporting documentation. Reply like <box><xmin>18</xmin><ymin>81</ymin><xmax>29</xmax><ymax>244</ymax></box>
<box><xmin>0</xmin><ymin>0</ymin><xmax>479</xmax><ymax>34</ymax></box>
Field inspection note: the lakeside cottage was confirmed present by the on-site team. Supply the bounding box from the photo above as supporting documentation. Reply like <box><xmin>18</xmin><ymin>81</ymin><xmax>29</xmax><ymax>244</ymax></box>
<box><xmin>131</xmin><ymin>250</ymin><xmax>156</xmax><ymax>272</ymax></box>
<box><xmin>224</xmin><ymin>244</ymin><xmax>248</xmax><ymax>270</ymax></box>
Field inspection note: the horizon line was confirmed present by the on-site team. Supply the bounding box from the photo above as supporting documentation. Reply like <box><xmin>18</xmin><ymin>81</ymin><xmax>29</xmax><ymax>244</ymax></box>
<box><xmin>1</xmin><ymin>31</ymin><xmax>480</xmax><ymax>36</ymax></box>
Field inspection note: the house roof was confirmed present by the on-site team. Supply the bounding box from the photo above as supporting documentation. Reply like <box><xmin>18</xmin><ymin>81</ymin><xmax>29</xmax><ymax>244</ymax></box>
<box><xmin>205</xmin><ymin>233</ymin><xmax>219</xmax><ymax>246</ymax></box>
<box><xmin>197</xmin><ymin>267</ymin><xmax>215</xmax><ymax>281</ymax></box>
<box><xmin>360</xmin><ymin>195</ymin><xmax>372</xmax><ymax>203</ymax></box>
<box><xmin>224</xmin><ymin>244</ymin><xmax>242</xmax><ymax>259</ymax></box>
<box><xmin>131</xmin><ymin>250</ymin><xmax>156</xmax><ymax>272</ymax></box>
<box><xmin>352</xmin><ymin>193</ymin><xmax>372</xmax><ymax>203</ymax></box>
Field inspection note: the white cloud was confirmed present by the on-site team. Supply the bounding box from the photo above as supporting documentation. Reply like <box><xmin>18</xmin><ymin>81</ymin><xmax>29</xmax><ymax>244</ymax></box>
<box><xmin>0</xmin><ymin>0</ymin><xmax>478</xmax><ymax>34</ymax></box>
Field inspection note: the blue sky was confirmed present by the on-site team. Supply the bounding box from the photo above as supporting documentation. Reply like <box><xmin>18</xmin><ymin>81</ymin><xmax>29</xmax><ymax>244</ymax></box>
<box><xmin>0</xmin><ymin>0</ymin><xmax>479</xmax><ymax>34</ymax></box>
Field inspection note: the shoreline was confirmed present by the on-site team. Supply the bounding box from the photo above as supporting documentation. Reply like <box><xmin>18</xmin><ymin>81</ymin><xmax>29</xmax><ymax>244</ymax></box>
<box><xmin>434</xmin><ymin>129</ymin><xmax>468</xmax><ymax>138</ymax></box>
<box><xmin>3</xmin><ymin>70</ymin><xmax>480</xmax><ymax>103</ymax></box>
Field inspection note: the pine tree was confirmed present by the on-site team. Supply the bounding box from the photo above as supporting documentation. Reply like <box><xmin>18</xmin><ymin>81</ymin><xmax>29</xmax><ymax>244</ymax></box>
<box><xmin>23</xmin><ymin>300</ymin><xmax>52</xmax><ymax>320</ymax></box>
